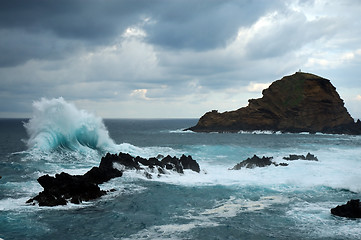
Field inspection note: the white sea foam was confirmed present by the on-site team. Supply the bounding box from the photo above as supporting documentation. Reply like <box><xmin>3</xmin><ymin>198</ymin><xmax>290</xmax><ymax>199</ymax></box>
<box><xmin>24</xmin><ymin>97</ymin><xmax>117</xmax><ymax>152</ymax></box>
<box><xmin>143</xmin><ymin>146</ymin><xmax>361</xmax><ymax>194</ymax></box>
<box><xmin>22</xmin><ymin>98</ymin><xmax>181</xmax><ymax>166</ymax></box>
<box><xmin>122</xmin><ymin>194</ymin><xmax>289</xmax><ymax>240</ymax></box>
<box><xmin>287</xmin><ymin>200</ymin><xmax>361</xmax><ymax>239</ymax></box>
<box><xmin>201</xmin><ymin>195</ymin><xmax>289</xmax><ymax>218</ymax></box>
<box><xmin>168</xmin><ymin>129</ymin><xmax>195</xmax><ymax>134</ymax></box>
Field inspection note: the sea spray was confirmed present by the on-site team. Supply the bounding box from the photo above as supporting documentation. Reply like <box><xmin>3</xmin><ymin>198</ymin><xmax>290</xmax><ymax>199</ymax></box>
<box><xmin>2</xmin><ymin>118</ymin><xmax>361</xmax><ymax>239</ymax></box>
<box><xmin>22</xmin><ymin>98</ymin><xmax>180</xmax><ymax>163</ymax></box>
<box><xmin>24</xmin><ymin>97</ymin><xmax>116</xmax><ymax>152</ymax></box>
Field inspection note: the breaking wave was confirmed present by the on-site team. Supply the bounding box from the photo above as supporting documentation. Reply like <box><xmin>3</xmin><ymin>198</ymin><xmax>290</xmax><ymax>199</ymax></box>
<box><xmin>24</xmin><ymin>97</ymin><xmax>116</xmax><ymax>153</ymax></box>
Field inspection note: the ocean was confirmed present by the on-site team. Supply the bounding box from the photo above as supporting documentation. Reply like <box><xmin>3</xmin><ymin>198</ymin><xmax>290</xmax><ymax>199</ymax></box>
<box><xmin>1</xmin><ymin>98</ymin><xmax>361</xmax><ymax>240</ymax></box>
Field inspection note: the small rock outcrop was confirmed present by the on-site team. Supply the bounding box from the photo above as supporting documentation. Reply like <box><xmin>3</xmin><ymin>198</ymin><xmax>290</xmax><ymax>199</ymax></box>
<box><xmin>100</xmin><ymin>152</ymin><xmax>201</xmax><ymax>174</ymax></box>
<box><xmin>187</xmin><ymin>72</ymin><xmax>361</xmax><ymax>134</ymax></box>
<box><xmin>27</xmin><ymin>152</ymin><xmax>200</xmax><ymax>206</ymax></box>
<box><xmin>331</xmin><ymin>199</ymin><xmax>361</xmax><ymax>218</ymax></box>
<box><xmin>231</xmin><ymin>153</ymin><xmax>319</xmax><ymax>170</ymax></box>
<box><xmin>26</xmin><ymin>172</ymin><xmax>107</xmax><ymax>206</ymax></box>
<box><xmin>231</xmin><ymin>155</ymin><xmax>275</xmax><ymax>169</ymax></box>
<box><xmin>283</xmin><ymin>153</ymin><xmax>318</xmax><ymax>161</ymax></box>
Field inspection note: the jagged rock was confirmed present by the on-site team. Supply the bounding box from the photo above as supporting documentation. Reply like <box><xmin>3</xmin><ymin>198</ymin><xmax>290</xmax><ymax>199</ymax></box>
<box><xmin>27</xmin><ymin>152</ymin><xmax>201</xmax><ymax>206</ymax></box>
<box><xmin>180</xmin><ymin>154</ymin><xmax>201</xmax><ymax>173</ymax></box>
<box><xmin>161</xmin><ymin>155</ymin><xmax>184</xmax><ymax>173</ymax></box>
<box><xmin>283</xmin><ymin>153</ymin><xmax>318</xmax><ymax>161</ymax></box>
<box><xmin>187</xmin><ymin>72</ymin><xmax>361</xmax><ymax>135</ymax></box>
<box><xmin>231</xmin><ymin>155</ymin><xmax>275</xmax><ymax>170</ymax></box>
<box><xmin>156</xmin><ymin>154</ymin><xmax>164</xmax><ymax>159</ymax></box>
<box><xmin>331</xmin><ymin>199</ymin><xmax>361</xmax><ymax>218</ymax></box>
<box><xmin>26</xmin><ymin>172</ymin><xmax>106</xmax><ymax>206</ymax></box>
<box><xmin>231</xmin><ymin>153</ymin><xmax>320</xmax><ymax>170</ymax></box>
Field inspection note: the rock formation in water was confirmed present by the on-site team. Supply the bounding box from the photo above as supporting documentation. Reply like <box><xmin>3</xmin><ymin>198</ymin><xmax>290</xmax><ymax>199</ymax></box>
<box><xmin>187</xmin><ymin>72</ymin><xmax>361</xmax><ymax>134</ymax></box>
<box><xmin>27</xmin><ymin>152</ymin><xmax>200</xmax><ymax>206</ymax></box>
<box><xmin>231</xmin><ymin>155</ymin><xmax>275</xmax><ymax>169</ymax></box>
<box><xmin>331</xmin><ymin>199</ymin><xmax>361</xmax><ymax>218</ymax></box>
<box><xmin>283</xmin><ymin>153</ymin><xmax>318</xmax><ymax>161</ymax></box>
<box><xmin>231</xmin><ymin>153</ymin><xmax>318</xmax><ymax>170</ymax></box>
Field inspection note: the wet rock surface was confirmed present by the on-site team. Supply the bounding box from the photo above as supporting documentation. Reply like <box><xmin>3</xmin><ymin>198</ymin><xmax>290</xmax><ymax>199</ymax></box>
<box><xmin>27</xmin><ymin>152</ymin><xmax>200</xmax><ymax>206</ymax></box>
<box><xmin>231</xmin><ymin>153</ymin><xmax>318</xmax><ymax>170</ymax></box>
<box><xmin>331</xmin><ymin>199</ymin><xmax>361</xmax><ymax>218</ymax></box>
<box><xmin>283</xmin><ymin>153</ymin><xmax>318</xmax><ymax>161</ymax></box>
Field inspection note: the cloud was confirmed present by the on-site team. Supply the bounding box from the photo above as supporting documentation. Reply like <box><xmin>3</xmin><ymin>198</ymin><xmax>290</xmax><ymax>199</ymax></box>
<box><xmin>1</xmin><ymin>0</ymin><xmax>361</xmax><ymax>118</ymax></box>
<box><xmin>356</xmin><ymin>95</ymin><xmax>361</xmax><ymax>101</ymax></box>
<box><xmin>247</xmin><ymin>82</ymin><xmax>271</xmax><ymax>92</ymax></box>
<box><xmin>237</xmin><ymin>9</ymin><xmax>341</xmax><ymax>60</ymax></box>
<box><xmin>144</xmin><ymin>0</ymin><xmax>284</xmax><ymax>50</ymax></box>
<box><xmin>130</xmin><ymin>89</ymin><xmax>150</xmax><ymax>100</ymax></box>
<box><xmin>0</xmin><ymin>0</ymin><xmax>285</xmax><ymax>68</ymax></box>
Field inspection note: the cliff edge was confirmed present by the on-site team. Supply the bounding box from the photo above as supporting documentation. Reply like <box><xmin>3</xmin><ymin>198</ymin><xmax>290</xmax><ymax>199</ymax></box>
<box><xmin>187</xmin><ymin>72</ymin><xmax>361</xmax><ymax>134</ymax></box>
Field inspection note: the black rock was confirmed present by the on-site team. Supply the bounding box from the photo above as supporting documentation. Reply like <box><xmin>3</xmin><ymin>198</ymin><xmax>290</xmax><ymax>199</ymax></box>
<box><xmin>283</xmin><ymin>153</ymin><xmax>318</xmax><ymax>161</ymax></box>
<box><xmin>83</xmin><ymin>166</ymin><xmax>123</xmax><ymax>185</ymax></box>
<box><xmin>27</xmin><ymin>152</ymin><xmax>201</xmax><ymax>206</ymax></box>
<box><xmin>231</xmin><ymin>155</ymin><xmax>274</xmax><ymax>170</ymax></box>
<box><xmin>305</xmin><ymin>153</ymin><xmax>318</xmax><ymax>161</ymax></box>
<box><xmin>180</xmin><ymin>154</ymin><xmax>201</xmax><ymax>173</ymax></box>
<box><xmin>331</xmin><ymin>199</ymin><xmax>361</xmax><ymax>218</ymax></box>
<box><xmin>102</xmin><ymin>152</ymin><xmax>141</xmax><ymax>170</ymax></box>
<box><xmin>161</xmin><ymin>155</ymin><xmax>184</xmax><ymax>173</ymax></box>
<box><xmin>27</xmin><ymin>172</ymin><xmax>106</xmax><ymax>206</ymax></box>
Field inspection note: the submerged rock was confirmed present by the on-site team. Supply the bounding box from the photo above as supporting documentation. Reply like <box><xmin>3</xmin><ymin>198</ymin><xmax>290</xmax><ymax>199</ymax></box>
<box><xmin>331</xmin><ymin>199</ymin><xmax>361</xmax><ymax>218</ymax></box>
<box><xmin>27</xmin><ymin>152</ymin><xmax>201</xmax><ymax>206</ymax></box>
<box><xmin>187</xmin><ymin>72</ymin><xmax>361</xmax><ymax>135</ymax></box>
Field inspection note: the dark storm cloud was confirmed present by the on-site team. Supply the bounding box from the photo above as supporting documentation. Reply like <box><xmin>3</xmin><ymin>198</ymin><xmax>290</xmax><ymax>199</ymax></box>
<box><xmin>0</xmin><ymin>0</ymin><xmax>143</xmax><ymax>39</ymax></box>
<box><xmin>144</xmin><ymin>0</ymin><xmax>283</xmax><ymax>50</ymax></box>
<box><xmin>0</xmin><ymin>0</ymin><xmax>283</xmax><ymax>67</ymax></box>
<box><xmin>1</xmin><ymin>0</ymin><xmax>361</xmax><ymax>118</ymax></box>
<box><xmin>0</xmin><ymin>0</ymin><xmax>147</xmax><ymax>66</ymax></box>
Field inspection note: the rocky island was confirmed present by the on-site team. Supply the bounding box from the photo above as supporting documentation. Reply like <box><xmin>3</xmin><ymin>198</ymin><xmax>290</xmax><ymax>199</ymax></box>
<box><xmin>187</xmin><ymin>72</ymin><xmax>361</xmax><ymax>134</ymax></box>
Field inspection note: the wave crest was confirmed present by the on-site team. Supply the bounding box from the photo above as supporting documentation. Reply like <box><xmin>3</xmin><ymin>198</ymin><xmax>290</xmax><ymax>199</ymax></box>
<box><xmin>24</xmin><ymin>97</ymin><xmax>116</xmax><ymax>152</ymax></box>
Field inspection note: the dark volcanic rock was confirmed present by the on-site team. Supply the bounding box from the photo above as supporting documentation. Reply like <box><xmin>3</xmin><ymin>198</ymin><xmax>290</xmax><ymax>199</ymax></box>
<box><xmin>231</xmin><ymin>153</ymin><xmax>320</xmax><ymax>170</ymax></box>
<box><xmin>27</xmin><ymin>152</ymin><xmax>201</xmax><ymax>206</ymax></box>
<box><xmin>180</xmin><ymin>154</ymin><xmax>201</xmax><ymax>173</ymax></box>
<box><xmin>231</xmin><ymin>155</ymin><xmax>275</xmax><ymax>170</ymax></box>
<box><xmin>26</xmin><ymin>172</ymin><xmax>106</xmax><ymax>206</ymax></box>
<box><xmin>187</xmin><ymin>72</ymin><xmax>361</xmax><ymax>135</ymax></box>
<box><xmin>331</xmin><ymin>199</ymin><xmax>361</xmax><ymax>218</ymax></box>
<box><xmin>283</xmin><ymin>153</ymin><xmax>318</xmax><ymax>161</ymax></box>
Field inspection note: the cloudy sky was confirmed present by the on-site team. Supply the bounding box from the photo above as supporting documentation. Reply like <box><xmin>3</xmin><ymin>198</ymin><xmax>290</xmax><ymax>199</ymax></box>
<box><xmin>1</xmin><ymin>0</ymin><xmax>361</xmax><ymax>119</ymax></box>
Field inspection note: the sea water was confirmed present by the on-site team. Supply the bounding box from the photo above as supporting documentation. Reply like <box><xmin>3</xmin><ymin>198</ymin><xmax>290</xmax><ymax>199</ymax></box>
<box><xmin>1</xmin><ymin>98</ymin><xmax>361</xmax><ymax>240</ymax></box>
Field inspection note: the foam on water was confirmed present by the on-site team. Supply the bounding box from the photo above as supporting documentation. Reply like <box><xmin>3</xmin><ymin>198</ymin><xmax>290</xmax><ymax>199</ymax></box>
<box><xmin>123</xmin><ymin>194</ymin><xmax>289</xmax><ymax>240</ymax></box>
<box><xmin>287</xmin><ymin>200</ymin><xmax>361</xmax><ymax>239</ymax></box>
<box><xmin>144</xmin><ymin>146</ymin><xmax>361</xmax><ymax>194</ymax></box>
<box><xmin>24</xmin><ymin>97</ymin><xmax>116</xmax><ymax>152</ymax></box>
<box><xmin>22</xmin><ymin>98</ymin><xmax>180</xmax><ymax>165</ymax></box>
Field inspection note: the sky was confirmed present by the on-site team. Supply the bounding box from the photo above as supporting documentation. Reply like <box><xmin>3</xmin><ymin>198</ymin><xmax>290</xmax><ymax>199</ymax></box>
<box><xmin>1</xmin><ymin>0</ymin><xmax>361</xmax><ymax>119</ymax></box>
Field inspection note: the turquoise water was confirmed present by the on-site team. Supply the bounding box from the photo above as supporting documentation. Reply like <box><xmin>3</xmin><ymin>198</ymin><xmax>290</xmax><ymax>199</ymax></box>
<box><xmin>1</xmin><ymin>98</ymin><xmax>361</xmax><ymax>239</ymax></box>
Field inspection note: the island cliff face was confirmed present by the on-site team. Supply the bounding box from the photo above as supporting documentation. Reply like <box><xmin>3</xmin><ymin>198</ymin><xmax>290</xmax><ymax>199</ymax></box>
<box><xmin>188</xmin><ymin>72</ymin><xmax>361</xmax><ymax>134</ymax></box>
